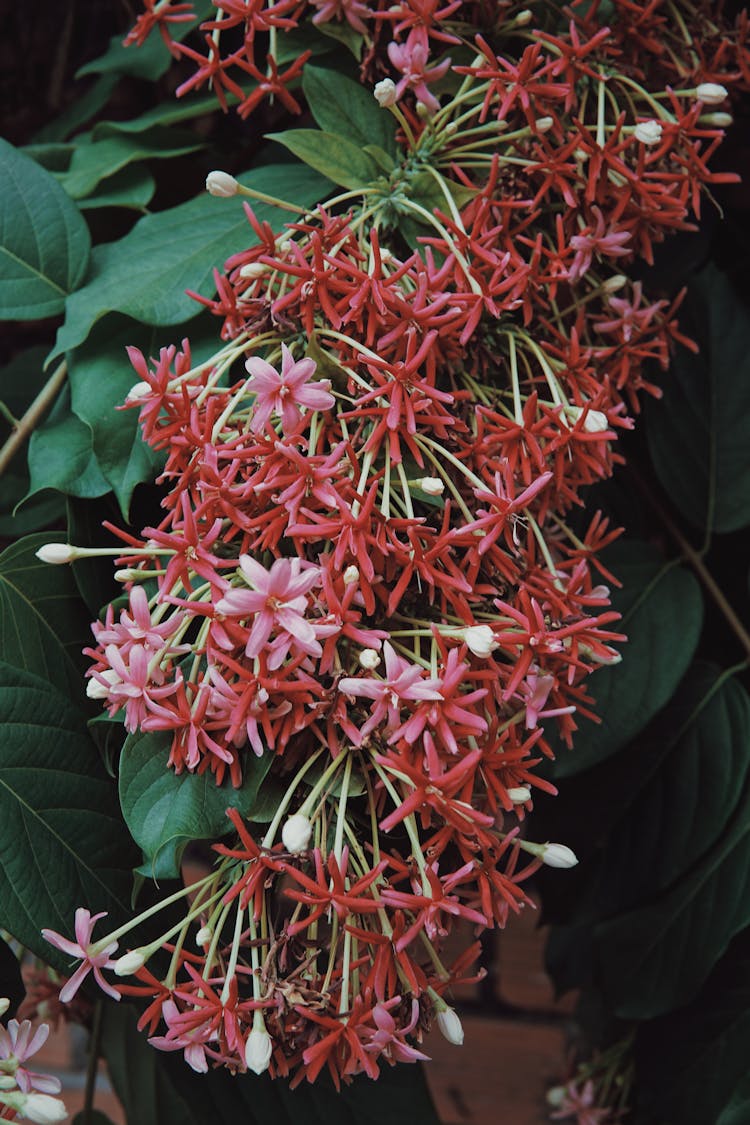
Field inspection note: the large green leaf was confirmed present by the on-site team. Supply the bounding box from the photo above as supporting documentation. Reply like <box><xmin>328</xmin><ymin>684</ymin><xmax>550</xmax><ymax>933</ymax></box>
<box><xmin>77</xmin><ymin>165</ymin><xmax>156</xmax><ymax>212</ymax></box>
<box><xmin>0</xmin><ymin>662</ymin><xmax>137</xmax><ymax>964</ymax></box>
<box><xmin>553</xmin><ymin>540</ymin><xmax>703</xmax><ymax>777</ymax></box>
<box><xmin>58</xmin><ymin>129</ymin><xmax>202</xmax><ymax>200</ymax></box>
<box><xmin>635</xmin><ymin>929</ymin><xmax>750</xmax><ymax>1125</ymax></box>
<box><xmin>68</xmin><ymin>314</ymin><xmax>220</xmax><ymax>517</ymax></box>
<box><xmin>0</xmin><ymin>533</ymin><xmax>93</xmax><ymax>699</ymax></box>
<box><xmin>33</xmin><ymin>74</ymin><xmax>119</xmax><ymax>144</ymax></box>
<box><xmin>0</xmin><ymin>137</ymin><xmax>91</xmax><ymax>319</ymax></box>
<box><xmin>647</xmin><ymin>264</ymin><xmax>750</xmax><ymax>533</ymax></box>
<box><xmin>92</xmin><ymin>96</ymin><xmax>220</xmax><ymax>138</ymax></box>
<box><xmin>51</xmin><ymin>164</ymin><xmax>331</xmax><ymax>359</ymax></box>
<box><xmin>26</xmin><ymin>387</ymin><xmax>110</xmax><ymax>502</ymax></box>
<box><xmin>593</xmin><ymin>673</ymin><xmax>750</xmax><ymax>1018</ymax></box>
<box><xmin>302</xmin><ymin>66</ymin><xmax>397</xmax><ymax>154</ymax></box>
<box><xmin>0</xmin><ymin>346</ymin><xmax>65</xmax><ymax>535</ymax></box>
<box><xmin>268</xmin><ymin>129</ymin><xmax>383</xmax><ymax>191</ymax></box>
<box><xmin>119</xmin><ymin>730</ymin><xmax>276</xmax><ymax>879</ymax></box>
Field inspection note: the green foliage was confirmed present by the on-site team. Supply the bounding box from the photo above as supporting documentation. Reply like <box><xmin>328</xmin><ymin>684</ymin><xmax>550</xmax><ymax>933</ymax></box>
<box><xmin>268</xmin><ymin>129</ymin><xmax>384</xmax><ymax>190</ymax></box>
<box><xmin>302</xmin><ymin>66</ymin><xmax>397</xmax><ymax>154</ymax></box>
<box><xmin>0</xmin><ymin>533</ymin><xmax>93</xmax><ymax>699</ymax></box>
<box><xmin>647</xmin><ymin>264</ymin><xmax>750</xmax><ymax>534</ymax></box>
<box><xmin>119</xmin><ymin>730</ymin><xmax>276</xmax><ymax>879</ymax></box>
<box><xmin>0</xmin><ymin>661</ymin><xmax>138</xmax><ymax>964</ymax></box>
<box><xmin>0</xmin><ymin>138</ymin><xmax>91</xmax><ymax>320</ymax></box>
<box><xmin>552</xmin><ymin>540</ymin><xmax>703</xmax><ymax>777</ymax></box>
<box><xmin>58</xmin><ymin>129</ymin><xmax>203</xmax><ymax>201</ymax></box>
<box><xmin>52</xmin><ymin>164</ymin><xmax>332</xmax><ymax>359</ymax></box>
<box><xmin>76</xmin><ymin>165</ymin><xmax>156</xmax><ymax>212</ymax></box>
<box><xmin>26</xmin><ymin>387</ymin><xmax>110</xmax><ymax>503</ymax></box>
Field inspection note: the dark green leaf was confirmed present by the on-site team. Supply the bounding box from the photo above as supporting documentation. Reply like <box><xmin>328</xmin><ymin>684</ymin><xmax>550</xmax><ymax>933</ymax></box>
<box><xmin>52</xmin><ymin>164</ymin><xmax>331</xmax><ymax>359</ymax></box>
<box><xmin>0</xmin><ymin>662</ymin><xmax>137</xmax><ymax>963</ymax></box>
<box><xmin>647</xmin><ymin>264</ymin><xmax>750</xmax><ymax>533</ymax></box>
<box><xmin>0</xmin><ymin>137</ymin><xmax>91</xmax><ymax>319</ymax></box>
<box><xmin>314</xmin><ymin>19</ymin><xmax>364</xmax><ymax>57</ymax></box>
<box><xmin>34</xmin><ymin>75</ymin><xmax>119</xmax><ymax>143</ymax></box>
<box><xmin>22</xmin><ymin>143</ymin><xmax>74</xmax><ymax>172</ymax></box>
<box><xmin>553</xmin><ymin>540</ymin><xmax>703</xmax><ymax>777</ymax></box>
<box><xmin>0</xmin><ymin>533</ymin><xmax>94</xmax><ymax>699</ymax></box>
<box><xmin>635</xmin><ymin>929</ymin><xmax>750</xmax><ymax>1125</ymax></box>
<box><xmin>68</xmin><ymin>315</ymin><xmax>218</xmax><ymax>516</ymax></box>
<box><xmin>72</xmin><ymin>1112</ymin><xmax>118</xmax><ymax>1125</ymax></box>
<box><xmin>268</xmin><ymin>130</ymin><xmax>383</xmax><ymax>190</ymax></box>
<box><xmin>303</xmin><ymin>66</ymin><xmax>397</xmax><ymax>154</ymax></box>
<box><xmin>59</xmin><ymin>129</ymin><xmax>202</xmax><ymax>200</ymax></box>
<box><xmin>92</xmin><ymin>96</ymin><xmax>220</xmax><ymax>137</ymax></box>
<box><xmin>594</xmin><ymin>674</ymin><xmax>750</xmax><ymax>1018</ymax></box>
<box><xmin>26</xmin><ymin>387</ymin><xmax>110</xmax><ymax>501</ymax></box>
<box><xmin>77</xmin><ymin>165</ymin><xmax>156</xmax><ymax>211</ymax></box>
<box><xmin>0</xmin><ymin>346</ymin><xmax>66</xmax><ymax>535</ymax></box>
<box><xmin>76</xmin><ymin>4</ymin><xmax>208</xmax><ymax>81</ymax></box>
<box><xmin>119</xmin><ymin>730</ymin><xmax>275</xmax><ymax>879</ymax></box>
<box><xmin>0</xmin><ymin>934</ymin><xmax>24</xmax><ymax>1017</ymax></box>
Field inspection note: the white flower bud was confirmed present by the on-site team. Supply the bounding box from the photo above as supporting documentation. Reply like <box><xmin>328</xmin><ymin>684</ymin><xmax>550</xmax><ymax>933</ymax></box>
<box><xmin>239</xmin><ymin>262</ymin><xmax>267</xmax><ymax>279</ymax></box>
<box><xmin>195</xmin><ymin>925</ymin><xmax>212</xmax><ymax>946</ymax></box>
<box><xmin>634</xmin><ymin>120</ymin><xmax>663</xmax><ymax>145</ymax></box>
<box><xmin>507</xmin><ymin>786</ymin><xmax>531</xmax><ymax>803</ymax></box>
<box><xmin>20</xmin><ymin>1093</ymin><xmax>69</xmax><ymax>1124</ymax></box>
<box><xmin>516</xmin><ymin>8</ymin><xmax>533</xmax><ymax>24</ymax></box>
<box><xmin>696</xmin><ymin>82</ymin><xmax>728</xmax><ymax>105</ymax></box>
<box><xmin>419</xmin><ymin>477</ymin><xmax>445</xmax><ymax>495</ymax></box>
<box><xmin>535</xmin><ymin>116</ymin><xmax>554</xmax><ymax>133</ymax></box>
<box><xmin>0</xmin><ymin>1075</ymin><xmax>16</xmax><ymax>1090</ymax></box>
<box><xmin>699</xmin><ymin>111</ymin><xmax>733</xmax><ymax>127</ymax></box>
<box><xmin>282</xmin><ymin>813</ymin><xmax>313</xmax><ymax>854</ymax></box>
<box><xmin>602</xmin><ymin>273</ymin><xmax>628</xmax><ymax>293</ymax></box>
<box><xmin>359</xmin><ymin>648</ymin><xmax>381</xmax><ymax>670</ymax></box>
<box><xmin>462</xmin><ymin>625</ymin><xmax>498</xmax><ymax>658</ymax></box>
<box><xmin>114</xmin><ymin>950</ymin><xmax>146</xmax><ymax>976</ymax></box>
<box><xmin>566</xmin><ymin>406</ymin><xmax>610</xmax><ymax>433</ymax></box>
<box><xmin>245</xmin><ymin>1024</ymin><xmax>273</xmax><ymax>1075</ymax></box>
<box><xmin>541</xmin><ymin>842</ymin><xmax>579</xmax><ymax>868</ymax></box>
<box><xmin>0</xmin><ymin>997</ymin><xmax>8</xmax><ymax>1017</ymax></box>
<box><xmin>86</xmin><ymin>669</ymin><xmax>119</xmax><ymax>700</ymax></box>
<box><xmin>126</xmin><ymin>380</ymin><xmax>151</xmax><ymax>401</ymax></box>
<box><xmin>546</xmin><ymin>1086</ymin><xmax>568</xmax><ymax>1108</ymax></box>
<box><xmin>343</xmin><ymin>565</ymin><xmax>360</xmax><ymax>585</ymax></box>
<box><xmin>374</xmin><ymin>79</ymin><xmax>397</xmax><ymax>107</ymax></box>
<box><xmin>436</xmin><ymin>1005</ymin><xmax>464</xmax><ymax>1046</ymax></box>
<box><xmin>35</xmin><ymin>543</ymin><xmax>76</xmax><ymax>565</ymax></box>
<box><xmin>206</xmin><ymin>170</ymin><xmax>239</xmax><ymax>197</ymax></box>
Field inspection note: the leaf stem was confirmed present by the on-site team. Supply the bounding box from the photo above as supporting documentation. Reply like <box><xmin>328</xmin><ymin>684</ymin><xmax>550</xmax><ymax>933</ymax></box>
<box><xmin>0</xmin><ymin>359</ymin><xmax>67</xmax><ymax>478</ymax></box>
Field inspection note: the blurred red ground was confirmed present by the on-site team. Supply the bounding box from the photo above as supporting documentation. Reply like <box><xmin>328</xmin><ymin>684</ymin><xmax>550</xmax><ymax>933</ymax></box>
<box><xmin>32</xmin><ymin>897</ymin><xmax>576</xmax><ymax>1124</ymax></box>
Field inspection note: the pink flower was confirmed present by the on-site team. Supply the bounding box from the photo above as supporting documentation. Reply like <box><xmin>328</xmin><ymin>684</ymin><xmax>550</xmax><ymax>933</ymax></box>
<box><xmin>361</xmin><ymin>998</ymin><xmax>430</xmax><ymax>1064</ymax></box>
<box><xmin>41</xmin><ymin>909</ymin><xmax>120</xmax><ymax>1003</ymax></box>
<box><xmin>568</xmin><ymin>207</ymin><xmax>631</xmax><ymax>283</ymax></box>
<box><xmin>245</xmin><ymin>344</ymin><xmax>334</xmax><ymax>433</ymax></box>
<box><xmin>0</xmin><ymin>1019</ymin><xmax>61</xmax><ymax>1094</ymax></box>
<box><xmin>309</xmin><ymin>0</ymin><xmax>371</xmax><ymax>36</ymax></box>
<box><xmin>387</xmin><ymin>31</ymin><xmax>451</xmax><ymax>114</ymax></box>
<box><xmin>339</xmin><ymin>641</ymin><xmax>443</xmax><ymax>742</ymax></box>
<box><xmin>215</xmin><ymin>555</ymin><xmax>323</xmax><ymax>665</ymax></box>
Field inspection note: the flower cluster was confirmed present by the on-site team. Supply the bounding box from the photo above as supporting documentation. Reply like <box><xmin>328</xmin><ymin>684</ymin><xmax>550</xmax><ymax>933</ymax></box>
<box><xmin>0</xmin><ymin>998</ymin><xmax>67</xmax><ymax>1122</ymax></box>
<box><xmin>40</xmin><ymin>0</ymin><xmax>746</xmax><ymax>1092</ymax></box>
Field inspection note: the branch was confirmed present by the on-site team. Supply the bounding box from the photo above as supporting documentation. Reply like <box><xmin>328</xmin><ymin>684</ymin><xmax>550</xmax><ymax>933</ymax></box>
<box><xmin>0</xmin><ymin>359</ymin><xmax>67</xmax><ymax>478</ymax></box>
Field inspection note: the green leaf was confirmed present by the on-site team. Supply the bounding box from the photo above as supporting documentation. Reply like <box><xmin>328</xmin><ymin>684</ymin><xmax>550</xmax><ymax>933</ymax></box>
<box><xmin>647</xmin><ymin>264</ymin><xmax>750</xmax><ymax>533</ymax></box>
<box><xmin>593</xmin><ymin>672</ymin><xmax>750</xmax><ymax>1018</ymax></box>
<box><xmin>553</xmin><ymin>540</ymin><xmax>703</xmax><ymax>777</ymax></box>
<box><xmin>0</xmin><ymin>137</ymin><xmax>91</xmax><ymax>319</ymax></box>
<box><xmin>59</xmin><ymin>129</ymin><xmax>202</xmax><ymax>200</ymax></box>
<box><xmin>92</xmin><ymin>95</ymin><xmax>220</xmax><ymax>137</ymax></box>
<box><xmin>314</xmin><ymin>19</ymin><xmax>364</xmax><ymax>57</ymax></box>
<box><xmin>407</xmin><ymin>170</ymin><xmax>475</xmax><ymax>217</ymax></box>
<box><xmin>0</xmin><ymin>346</ymin><xmax>66</xmax><ymax>535</ymax></box>
<box><xmin>0</xmin><ymin>661</ymin><xmax>137</xmax><ymax>963</ymax></box>
<box><xmin>25</xmin><ymin>387</ymin><xmax>111</xmax><ymax>502</ymax></box>
<box><xmin>76</xmin><ymin>4</ymin><xmax>209</xmax><ymax>81</ymax></box>
<box><xmin>77</xmin><ymin>165</ymin><xmax>156</xmax><ymax>212</ymax></box>
<box><xmin>33</xmin><ymin>74</ymin><xmax>119</xmax><ymax>143</ymax></box>
<box><xmin>119</xmin><ymin>730</ymin><xmax>276</xmax><ymax>879</ymax></box>
<box><xmin>303</xmin><ymin>66</ymin><xmax>397</xmax><ymax>154</ymax></box>
<box><xmin>68</xmin><ymin>315</ymin><xmax>218</xmax><ymax>517</ymax></box>
<box><xmin>635</xmin><ymin>929</ymin><xmax>750</xmax><ymax>1125</ymax></box>
<box><xmin>268</xmin><ymin>129</ymin><xmax>383</xmax><ymax>190</ymax></box>
<box><xmin>0</xmin><ymin>533</ymin><xmax>94</xmax><ymax>699</ymax></box>
<box><xmin>22</xmin><ymin>143</ymin><xmax>75</xmax><ymax>172</ymax></box>
<box><xmin>51</xmin><ymin>164</ymin><xmax>331</xmax><ymax>359</ymax></box>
